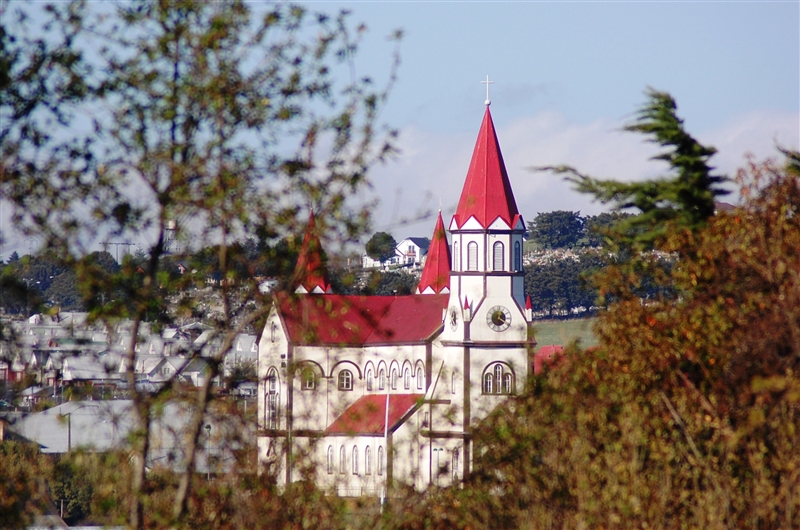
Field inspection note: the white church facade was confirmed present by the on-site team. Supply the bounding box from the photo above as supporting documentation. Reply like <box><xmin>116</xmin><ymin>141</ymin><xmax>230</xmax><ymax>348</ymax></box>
<box><xmin>257</xmin><ymin>103</ymin><xmax>536</xmax><ymax>495</ymax></box>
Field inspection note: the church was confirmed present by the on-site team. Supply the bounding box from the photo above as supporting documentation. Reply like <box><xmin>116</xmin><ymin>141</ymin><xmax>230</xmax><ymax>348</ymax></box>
<box><xmin>257</xmin><ymin>101</ymin><xmax>536</xmax><ymax>496</ymax></box>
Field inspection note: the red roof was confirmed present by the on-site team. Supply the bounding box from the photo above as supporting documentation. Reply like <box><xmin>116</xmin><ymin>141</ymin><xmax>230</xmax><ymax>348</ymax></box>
<box><xmin>534</xmin><ymin>345</ymin><xmax>565</xmax><ymax>375</ymax></box>
<box><xmin>452</xmin><ymin>106</ymin><xmax>521</xmax><ymax>230</ymax></box>
<box><xmin>276</xmin><ymin>293</ymin><xmax>448</xmax><ymax>345</ymax></box>
<box><xmin>326</xmin><ymin>393</ymin><xmax>424</xmax><ymax>434</ymax></box>
<box><xmin>416</xmin><ymin>211</ymin><xmax>451</xmax><ymax>294</ymax></box>
<box><xmin>293</xmin><ymin>211</ymin><xmax>331</xmax><ymax>294</ymax></box>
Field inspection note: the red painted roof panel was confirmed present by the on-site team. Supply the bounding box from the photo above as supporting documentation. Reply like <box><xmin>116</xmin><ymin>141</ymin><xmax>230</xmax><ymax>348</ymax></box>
<box><xmin>453</xmin><ymin>107</ymin><xmax>521</xmax><ymax>229</ymax></box>
<box><xmin>326</xmin><ymin>393</ymin><xmax>424</xmax><ymax>434</ymax></box>
<box><xmin>276</xmin><ymin>293</ymin><xmax>448</xmax><ymax>345</ymax></box>
<box><xmin>293</xmin><ymin>211</ymin><xmax>331</xmax><ymax>294</ymax></box>
<box><xmin>416</xmin><ymin>211</ymin><xmax>451</xmax><ymax>294</ymax></box>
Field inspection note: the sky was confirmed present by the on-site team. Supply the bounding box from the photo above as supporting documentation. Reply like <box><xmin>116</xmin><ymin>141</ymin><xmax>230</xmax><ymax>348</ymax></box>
<box><xmin>2</xmin><ymin>1</ymin><xmax>798</xmax><ymax>258</ymax></box>
<box><xmin>298</xmin><ymin>1</ymin><xmax>799</xmax><ymax>240</ymax></box>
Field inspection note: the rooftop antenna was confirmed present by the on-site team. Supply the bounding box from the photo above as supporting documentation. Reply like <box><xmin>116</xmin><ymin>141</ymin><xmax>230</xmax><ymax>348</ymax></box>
<box><xmin>481</xmin><ymin>75</ymin><xmax>494</xmax><ymax>106</ymax></box>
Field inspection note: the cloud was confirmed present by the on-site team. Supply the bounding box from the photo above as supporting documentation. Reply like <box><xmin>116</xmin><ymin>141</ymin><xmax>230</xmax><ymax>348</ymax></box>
<box><xmin>367</xmin><ymin>108</ymin><xmax>800</xmax><ymax>239</ymax></box>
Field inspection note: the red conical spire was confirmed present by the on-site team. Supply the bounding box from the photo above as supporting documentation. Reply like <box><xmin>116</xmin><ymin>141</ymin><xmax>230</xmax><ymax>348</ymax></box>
<box><xmin>416</xmin><ymin>211</ymin><xmax>451</xmax><ymax>294</ymax></box>
<box><xmin>452</xmin><ymin>106</ymin><xmax>521</xmax><ymax>229</ymax></box>
<box><xmin>294</xmin><ymin>211</ymin><xmax>332</xmax><ymax>294</ymax></box>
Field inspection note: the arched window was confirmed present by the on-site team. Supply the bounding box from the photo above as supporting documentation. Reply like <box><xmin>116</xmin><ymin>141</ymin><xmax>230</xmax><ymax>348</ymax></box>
<box><xmin>453</xmin><ymin>241</ymin><xmax>459</xmax><ymax>271</ymax></box>
<box><xmin>514</xmin><ymin>241</ymin><xmax>521</xmax><ymax>271</ymax></box>
<box><xmin>391</xmin><ymin>369</ymin><xmax>398</xmax><ymax>390</ymax></box>
<box><xmin>366</xmin><ymin>369</ymin><xmax>373</xmax><ymax>391</ymax></box>
<box><xmin>417</xmin><ymin>367</ymin><xmax>423</xmax><ymax>390</ymax></box>
<box><xmin>452</xmin><ymin>448</ymin><xmax>460</xmax><ymax>480</ymax></box>
<box><xmin>379</xmin><ymin>369</ymin><xmax>386</xmax><ymax>390</ymax></box>
<box><xmin>338</xmin><ymin>370</ymin><xmax>353</xmax><ymax>391</ymax></box>
<box><xmin>352</xmin><ymin>446</ymin><xmax>359</xmax><ymax>475</ymax></box>
<box><xmin>270</xmin><ymin>322</ymin><xmax>278</xmax><ymax>342</ymax></box>
<box><xmin>339</xmin><ymin>446</ymin><xmax>346</xmax><ymax>474</ymax></box>
<box><xmin>378</xmin><ymin>446</ymin><xmax>385</xmax><ymax>476</ymax></box>
<box><xmin>467</xmin><ymin>241</ymin><xmax>478</xmax><ymax>271</ymax></box>
<box><xmin>493</xmin><ymin>241</ymin><xmax>504</xmax><ymax>271</ymax></box>
<box><xmin>404</xmin><ymin>368</ymin><xmax>410</xmax><ymax>390</ymax></box>
<box><xmin>301</xmin><ymin>367</ymin><xmax>315</xmax><ymax>390</ymax></box>
<box><xmin>365</xmin><ymin>446</ymin><xmax>372</xmax><ymax>475</ymax></box>
<box><xmin>327</xmin><ymin>446</ymin><xmax>334</xmax><ymax>474</ymax></box>
<box><xmin>483</xmin><ymin>364</ymin><xmax>514</xmax><ymax>395</ymax></box>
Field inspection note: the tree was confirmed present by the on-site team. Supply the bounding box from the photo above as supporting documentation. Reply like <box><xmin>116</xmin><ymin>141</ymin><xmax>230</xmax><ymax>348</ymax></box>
<box><xmin>1</xmin><ymin>1</ymin><xmax>397</xmax><ymax>527</ymax></box>
<box><xmin>0</xmin><ymin>441</ymin><xmax>50</xmax><ymax>528</ymax></box>
<box><xmin>543</xmin><ymin>88</ymin><xmax>729</xmax><ymax>249</ymax></box>
<box><xmin>365</xmin><ymin>231</ymin><xmax>397</xmax><ymax>263</ymax></box>
<box><xmin>359</xmin><ymin>270</ymin><xmax>416</xmax><ymax>295</ymax></box>
<box><xmin>582</xmin><ymin>212</ymin><xmax>633</xmax><ymax>247</ymax></box>
<box><xmin>527</xmin><ymin>210</ymin><xmax>584</xmax><ymax>249</ymax></box>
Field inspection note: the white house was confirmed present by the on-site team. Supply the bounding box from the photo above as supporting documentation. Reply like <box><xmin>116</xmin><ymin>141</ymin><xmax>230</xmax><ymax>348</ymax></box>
<box><xmin>361</xmin><ymin>236</ymin><xmax>431</xmax><ymax>269</ymax></box>
<box><xmin>258</xmin><ymin>103</ymin><xmax>535</xmax><ymax>495</ymax></box>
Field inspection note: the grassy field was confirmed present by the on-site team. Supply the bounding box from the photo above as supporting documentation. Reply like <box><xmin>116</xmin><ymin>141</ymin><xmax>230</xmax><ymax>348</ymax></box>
<box><xmin>531</xmin><ymin>318</ymin><xmax>599</xmax><ymax>350</ymax></box>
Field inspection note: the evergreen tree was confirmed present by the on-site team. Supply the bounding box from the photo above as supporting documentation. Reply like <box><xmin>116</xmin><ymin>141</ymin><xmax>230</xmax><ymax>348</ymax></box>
<box><xmin>543</xmin><ymin>89</ymin><xmax>729</xmax><ymax>248</ymax></box>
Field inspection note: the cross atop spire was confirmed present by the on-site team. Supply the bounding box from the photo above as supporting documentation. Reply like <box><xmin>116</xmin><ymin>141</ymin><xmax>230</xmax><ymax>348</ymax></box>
<box><xmin>481</xmin><ymin>75</ymin><xmax>494</xmax><ymax>106</ymax></box>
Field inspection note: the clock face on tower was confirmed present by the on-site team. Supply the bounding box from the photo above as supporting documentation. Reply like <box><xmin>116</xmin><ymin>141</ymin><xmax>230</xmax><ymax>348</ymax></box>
<box><xmin>486</xmin><ymin>305</ymin><xmax>512</xmax><ymax>332</ymax></box>
<box><xmin>449</xmin><ymin>306</ymin><xmax>459</xmax><ymax>331</ymax></box>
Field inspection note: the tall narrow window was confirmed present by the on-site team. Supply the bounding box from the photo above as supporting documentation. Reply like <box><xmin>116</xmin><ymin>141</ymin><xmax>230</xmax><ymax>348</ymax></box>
<box><xmin>365</xmin><ymin>446</ymin><xmax>372</xmax><ymax>475</ymax></box>
<box><xmin>327</xmin><ymin>446</ymin><xmax>334</xmax><ymax>474</ymax></box>
<box><xmin>467</xmin><ymin>242</ymin><xmax>478</xmax><ymax>271</ymax></box>
<box><xmin>514</xmin><ymin>241</ymin><xmax>521</xmax><ymax>271</ymax></box>
<box><xmin>452</xmin><ymin>449</ymin><xmax>460</xmax><ymax>480</ymax></box>
<box><xmin>483</xmin><ymin>373</ymin><xmax>493</xmax><ymax>394</ymax></box>
<box><xmin>493</xmin><ymin>241</ymin><xmax>504</xmax><ymax>271</ymax></box>
<box><xmin>494</xmin><ymin>365</ymin><xmax>503</xmax><ymax>394</ymax></box>
<box><xmin>404</xmin><ymin>368</ymin><xmax>410</xmax><ymax>390</ymax></box>
<box><xmin>379</xmin><ymin>369</ymin><xmax>386</xmax><ymax>390</ymax></box>
<box><xmin>266</xmin><ymin>370</ymin><xmax>278</xmax><ymax>428</ymax></box>
<box><xmin>451</xmin><ymin>372</ymin><xmax>456</xmax><ymax>394</ymax></box>
<box><xmin>453</xmin><ymin>241</ymin><xmax>459</xmax><ymax>271</ymax></box>
<box><xmin>339</xmin><ymin>446</ymin><xmax>346</xmax><ymax>474</ymax></box>
<box><xmin>417</xmin><ymin>367</ymin><xmax>423</xmax><ymax>390</ymax></box>
<box><xmin>352</xmin><ymin>446</ymin><xmax>359</xmax><ymax>475</ymax></box>
<box><xmin>504</xmin><ymin>372</ymin><xmax>513</xmax><ymax>394</ymax></box>
<box><xmin>366</xmin><ymin>369</ymin><xmax>373</xmax><ymax>391</ymax></box>
<box><xmin>391</xmin><ymin>369</ymin><xmax>398</xmax><ymax>390</ymax></box>
<box><xmin>378</xmin><ymin>446</ymin><xmax>385</xmax><ymax>476</ymax></box>
<box><xmin>338</xmin><ymin>370</ymin><xmax>353</xmax><ymax>391</ymax></box>
<box><xmin>301</xmin><ymin>367</ymin><xmax>315</xmax><ymax>390</ymax></box>
<box><xmin>266</xmin><ymin>394</ymin><xmax>277</xmax><ymax>429</ymax></box>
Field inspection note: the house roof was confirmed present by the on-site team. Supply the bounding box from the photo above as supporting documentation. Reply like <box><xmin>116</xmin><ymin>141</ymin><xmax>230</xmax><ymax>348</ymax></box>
<box><xmin>276</xmin><ymin>293</ymin><xmax>448</xmax><ymax>345</ymax></box>
<box><xmin>452</xmin><ymin>106</ymin><xmax>521</xmax><ymax>230</ymax></box>
<box><xmin>416</xmin><ymin>211</ymin><xmax>451</xmax><ymax>294</ymax></box>
<box><xmin>534</xmin><ymin>345</ymin><xmax>565</xmax><ymax>375</ymax></box>
<box><xmin>326</xmin><ymin>393</ymin><xmax>424</xmax><ymax>434</ymax></box>
<box><xmin>293</xmin><ymin>211</ymin><xmax>332</xmax><ymax>294</ymax></box>
<box><xmin>402</xmin><ymin>237</ymin><xmax>431</xmax><ymax>252</ymax></box>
